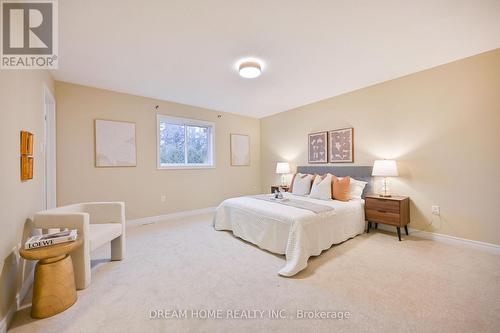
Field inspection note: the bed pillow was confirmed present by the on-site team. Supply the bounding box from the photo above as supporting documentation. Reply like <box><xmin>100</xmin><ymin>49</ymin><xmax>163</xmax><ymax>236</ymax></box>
<box><xmin>348</xmin><ymin>177</ymin><xmax>368</xmax><ymax>199</ymax></box>
<box><xmin>309</xmin><ymin>174</ymin><xmax>333</xmax><ymax>200</ymax></box>
<box><xmin>336</xmin><ymin>177</ymin><xmax>368</xmax><ymax>200</ymax></box>
<box><xmin>332</xmin><ymin>176</ymin><xmax>351</xmax><ymax>201</ymax></box>
<box><xmin>290</xmin><ymin>173</ymin><xmax>313</xmax><ymax>196</ymax></box>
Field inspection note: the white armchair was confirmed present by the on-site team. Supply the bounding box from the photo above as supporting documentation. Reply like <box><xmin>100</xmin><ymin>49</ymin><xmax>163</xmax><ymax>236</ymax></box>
<box><xmin>33</xmin><ymin>202</ymin><xmax>126</xmax><ymax>290</ymax></box>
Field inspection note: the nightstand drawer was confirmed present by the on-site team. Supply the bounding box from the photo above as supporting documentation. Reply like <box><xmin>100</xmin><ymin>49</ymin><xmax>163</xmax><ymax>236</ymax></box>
<box><xmin>365</xmin><ymin>197</ymin><xmax>400</xmax><ymax>213</ymax></box>
<box><xmin>365</xmin><ymin>209</ymin><xmax>400</xmax><ymax>225</ymax></box>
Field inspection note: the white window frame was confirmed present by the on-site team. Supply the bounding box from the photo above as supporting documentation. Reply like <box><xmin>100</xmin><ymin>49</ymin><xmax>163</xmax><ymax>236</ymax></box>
<box><xmin>157</xmin><ymin>114</ymin><xmax>215</xmax><ymax>169</ymax></box>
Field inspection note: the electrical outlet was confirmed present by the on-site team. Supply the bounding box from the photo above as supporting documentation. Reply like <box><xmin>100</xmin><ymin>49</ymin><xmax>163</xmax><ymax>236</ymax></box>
<box><xmin>432</xmin><ymin>205</ymin><xmax>440</xmax><ymax>215</ymax></box>
<box><xmin>160</xmin><ymin>195</ymin><xmax>167</xmax><ymax>203</ymax></box>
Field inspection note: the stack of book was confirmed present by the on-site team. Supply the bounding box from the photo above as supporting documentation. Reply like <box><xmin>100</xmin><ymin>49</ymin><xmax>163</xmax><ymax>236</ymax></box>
<box><xmin>25</xmin><ymin>230</ymin><xmax>78</xmax><ymax>249</ymax></box>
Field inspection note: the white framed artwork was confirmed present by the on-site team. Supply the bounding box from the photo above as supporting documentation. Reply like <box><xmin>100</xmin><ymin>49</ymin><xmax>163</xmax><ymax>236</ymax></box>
<box><xmin>230</xmin><ymin>134</ymin><xmax>250</xmax><ymax>166</ymax></box>
<box><xmin>95</xmin><ymin>119</ymin><xmax>137</xmax><ymax>167</ymax></box>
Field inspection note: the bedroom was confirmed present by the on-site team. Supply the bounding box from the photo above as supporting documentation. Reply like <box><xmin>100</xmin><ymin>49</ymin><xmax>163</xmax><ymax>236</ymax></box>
<box><xmin>1</xmin><ymin>1</ymin><xmax>499</xmax><ymax>332</ymax></box>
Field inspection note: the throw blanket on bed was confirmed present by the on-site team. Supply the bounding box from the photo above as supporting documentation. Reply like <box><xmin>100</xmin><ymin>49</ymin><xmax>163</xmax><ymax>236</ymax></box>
<box><xmin>251</xmin><ymin>194</ymin><xmax>334</xmax><ymax>214</ymax></box>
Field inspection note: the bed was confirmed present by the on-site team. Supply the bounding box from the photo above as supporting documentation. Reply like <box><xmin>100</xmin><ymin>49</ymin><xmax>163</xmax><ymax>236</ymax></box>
<box><xmin>214</xmin><ymin>166</ymin><xmax>373</xmax><ymax>277</ymax></box>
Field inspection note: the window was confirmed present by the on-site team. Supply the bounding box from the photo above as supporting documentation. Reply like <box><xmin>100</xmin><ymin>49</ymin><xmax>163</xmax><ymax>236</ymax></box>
<box><xmin>157</xmin><ymin>115</ymin><xmax>215</xmax><ymax>168</ymax></box>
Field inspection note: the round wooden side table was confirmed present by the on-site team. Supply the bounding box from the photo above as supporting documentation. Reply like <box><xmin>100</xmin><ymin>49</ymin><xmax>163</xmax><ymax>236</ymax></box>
<box><xmin>19</xmin><ymin>238</ymin><xmax>83</xmax><ymax>318</ymax></box>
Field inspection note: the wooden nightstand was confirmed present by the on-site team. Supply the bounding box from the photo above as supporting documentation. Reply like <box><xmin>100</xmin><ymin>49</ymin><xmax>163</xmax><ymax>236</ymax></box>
<box><xmin>365</xmin><ymin>195</ymin><xmax>410</xmax><ymax>241</ymax></box>
<box><xmin>271</xmin><ymin>185</ymin><xmax>290</xmax><ymax>193</ymax></box>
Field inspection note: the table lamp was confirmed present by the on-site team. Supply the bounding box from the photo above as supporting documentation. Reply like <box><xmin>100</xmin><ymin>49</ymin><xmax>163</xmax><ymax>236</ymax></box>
<box><xmin>275</xmin><ymin>162</ymin><xmax>290</xmax><ymax>186</ymax></box>
<box><xmin>372</xmin><ymin>160</ymin><xmax>398</xmax><ymax>197</ymax></box>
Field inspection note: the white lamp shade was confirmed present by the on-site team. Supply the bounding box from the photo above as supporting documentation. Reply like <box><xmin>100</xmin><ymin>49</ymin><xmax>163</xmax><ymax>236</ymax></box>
<box><xmin>276</xmin><ymin>162</ymin><xmax>290</xmax><ymax>174</ymax></box>
<box><xmin>372</xmin><ymin>160</ymin><xmax>398</xmax><ymax>177</ymax></box>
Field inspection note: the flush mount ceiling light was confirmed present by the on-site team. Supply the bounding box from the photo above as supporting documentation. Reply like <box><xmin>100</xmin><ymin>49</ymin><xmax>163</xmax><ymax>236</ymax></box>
<box><xmin>236</xmin><ymin>58</ymin><xmax>263</xmax><ymax>79</ymax></box>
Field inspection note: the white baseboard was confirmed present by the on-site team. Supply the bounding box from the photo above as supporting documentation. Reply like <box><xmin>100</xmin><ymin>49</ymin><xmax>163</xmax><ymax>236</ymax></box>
<box><xmin>16</xmin><ymin>269</ymin><xmax>34</xmax><ymax>309</ymax></box>
<box><xmin>0</xmin><ymin>303</ymin><xmax>15</xmax><ymax>333</ymax></box>
<box><xmin>0</xmin><ymin>265</ymin><xmax>34</xmax><ymax>333</ymax></box>
<box><xmin>374</xmin><ymin>224</ymin><xmax>500</xmax><ymax>255</ymax></box>
<box><xmin>127</xmin><ymin>207</ymin><xmax>216</xmax><ymax>227</ymax></box>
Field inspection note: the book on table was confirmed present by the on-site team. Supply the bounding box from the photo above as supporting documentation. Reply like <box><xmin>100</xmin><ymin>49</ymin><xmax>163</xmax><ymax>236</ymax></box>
<box><xmin>25</xmin><ymin>229</ymin><xmax>78</xmax><ymax>249</ymax></box>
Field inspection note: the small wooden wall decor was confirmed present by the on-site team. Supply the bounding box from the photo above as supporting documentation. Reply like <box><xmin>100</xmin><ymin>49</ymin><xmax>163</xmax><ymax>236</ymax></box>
<box><xmin>20</xmin><ymin>131</ymin><xmax>34</xmax><ymax>181</ymax></box>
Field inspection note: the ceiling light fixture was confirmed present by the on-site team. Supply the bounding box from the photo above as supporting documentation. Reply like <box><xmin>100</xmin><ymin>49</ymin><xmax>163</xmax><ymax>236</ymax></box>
<box><xmin>236</xmin><ymin>58</ymin><xmax>263</xmax><ymax>79</ymax></box>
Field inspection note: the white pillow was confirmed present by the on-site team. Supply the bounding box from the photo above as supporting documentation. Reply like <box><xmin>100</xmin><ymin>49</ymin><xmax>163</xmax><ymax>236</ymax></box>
<box><xmin>348</xmin><ymin>177</ymin><xmax>368</xmax><ymax>199</ymax></box>
<box><xmin>309</xmin><ymin>174</ymin><xmax>333</xmax><ymax>200</ymax></box>
<box><xmin>291</xmin><ymin>173</ymin><xmax>313</xmax><ymax>196</ymax></box>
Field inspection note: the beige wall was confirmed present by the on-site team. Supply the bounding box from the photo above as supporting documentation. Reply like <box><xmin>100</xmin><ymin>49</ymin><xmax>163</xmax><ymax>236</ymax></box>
<box><xmin>261</xmin><ymin>49</ymin><xmax>500</xmax><ymax>245</ymax></box>
<box><xmin>0</xmin><ymin>70</ymin><xmax>54</xmax><ymax>323</ymax></box>
<box><xmin>55</xmin><ymin>82</ymin><xmax>261</xmax><ymax>220</ymax></box>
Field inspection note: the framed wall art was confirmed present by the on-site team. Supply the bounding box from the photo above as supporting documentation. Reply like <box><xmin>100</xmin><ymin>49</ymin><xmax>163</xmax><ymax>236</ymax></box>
<box><xmin>95</xmin><ymin>119</ymin><xmax>137</xmax><ymax>167</ymax></box>
<box><xmin>308</xmin><ymin>131</ymin><xmax>328</xmax><ymax>163</ymax></box>
<box><xmin>230</xmin><ymin>133</ymin><xmax>250</xmax><ymax>166</ymax></box>
<box><xmin>20</xmin><ymin>131</ymin><xmax>34</xmax><ymax>155</ymax></box>
<box><xmin>329</xmin><ymin>127</ymin><xmax>354</xmax><ymax>163</ymax></box>
<box><xmin>20</xmin><ymin>131</ymin><xmax>34</xmax><ymax>181</ymax></box>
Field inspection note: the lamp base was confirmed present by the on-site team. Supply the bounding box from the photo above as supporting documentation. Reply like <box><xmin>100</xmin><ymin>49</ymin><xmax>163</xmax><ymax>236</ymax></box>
<box><xmin>280</xmin><ymin>174</ymin><xmax>287</xmax><ymax>186</ymax></box>
<box><xmin>378</xmin><ymin>177</ymin><xmax>392</xmax><ymax>197</ymax></box>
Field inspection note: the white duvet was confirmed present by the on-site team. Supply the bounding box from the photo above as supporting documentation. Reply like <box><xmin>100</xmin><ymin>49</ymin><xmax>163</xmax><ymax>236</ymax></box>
<box><xmin>213</xmin><ymin>192</ymin><xmax>366</xmax><ymax>276</ymax></box>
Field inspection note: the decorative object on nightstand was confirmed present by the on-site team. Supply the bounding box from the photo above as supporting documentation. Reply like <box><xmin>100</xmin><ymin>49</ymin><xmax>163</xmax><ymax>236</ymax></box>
<box><xmin>275</xmin><ymin>162</ymin><xmax>290</xmax><ymax>186</ymax></box>
<box><xmin>372</xmin><ymin>159</ymin><xmax>398</xmax><ymax>197</ymax></box>
<box><xmin>365</xmin><ymin>195</ymin><xmax>410</xmax><ymax>241</ymax></box>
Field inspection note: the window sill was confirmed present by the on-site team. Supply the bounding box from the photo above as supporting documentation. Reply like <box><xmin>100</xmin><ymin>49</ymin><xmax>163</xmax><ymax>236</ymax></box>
<box><xmin>157</xmin><ymin>165</ymin><xmax>215</xmax><ymax>170</ymax></box>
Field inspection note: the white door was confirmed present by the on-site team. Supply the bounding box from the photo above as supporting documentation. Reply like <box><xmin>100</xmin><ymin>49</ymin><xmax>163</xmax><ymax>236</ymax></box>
<box><xmin>44</xmin><ymin>85</ymin><xmax>56</xmax><ymax>209</ymax></box>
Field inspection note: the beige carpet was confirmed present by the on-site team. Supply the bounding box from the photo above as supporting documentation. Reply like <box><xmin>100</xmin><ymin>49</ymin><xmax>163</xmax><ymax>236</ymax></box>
<box><xmin>9</xmin><ymin>213</ymin><xmax>500</xmax><ymax>333</ymax></box>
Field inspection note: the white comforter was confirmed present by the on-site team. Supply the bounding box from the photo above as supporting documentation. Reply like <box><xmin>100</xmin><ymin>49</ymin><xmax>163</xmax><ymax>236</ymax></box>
<box><xmin>213</xmin><ymin>192</ymin><xmax>365</xmax><ymax>276</ymax></box>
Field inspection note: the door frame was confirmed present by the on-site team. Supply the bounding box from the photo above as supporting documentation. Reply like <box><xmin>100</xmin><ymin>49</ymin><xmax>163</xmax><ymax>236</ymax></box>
<box><xmin>43</xmin><ymin>84</ymin><xmax>56</xmax><ymax>209</ymax></box>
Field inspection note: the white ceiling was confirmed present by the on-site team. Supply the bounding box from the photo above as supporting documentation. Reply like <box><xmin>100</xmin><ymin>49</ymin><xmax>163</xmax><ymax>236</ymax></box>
<box><xmin>54</xmin><ymin>0</ymin><xmax>500</xmax><ymax>118</ymax></box>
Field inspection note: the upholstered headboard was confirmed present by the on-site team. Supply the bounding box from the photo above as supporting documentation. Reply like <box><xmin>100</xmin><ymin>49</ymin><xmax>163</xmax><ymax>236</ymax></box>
<box><xmin>296</xmin><ymin>165</ymin><xmax>373</xmax><ymax>198</ymax></box>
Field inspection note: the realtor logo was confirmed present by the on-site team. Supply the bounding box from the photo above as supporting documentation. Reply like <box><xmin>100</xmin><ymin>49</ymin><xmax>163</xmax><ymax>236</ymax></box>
<box><xmin>1</xmin><ymin>0</ymin><xmax>58</xmax><ymax>69</ymax></box>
